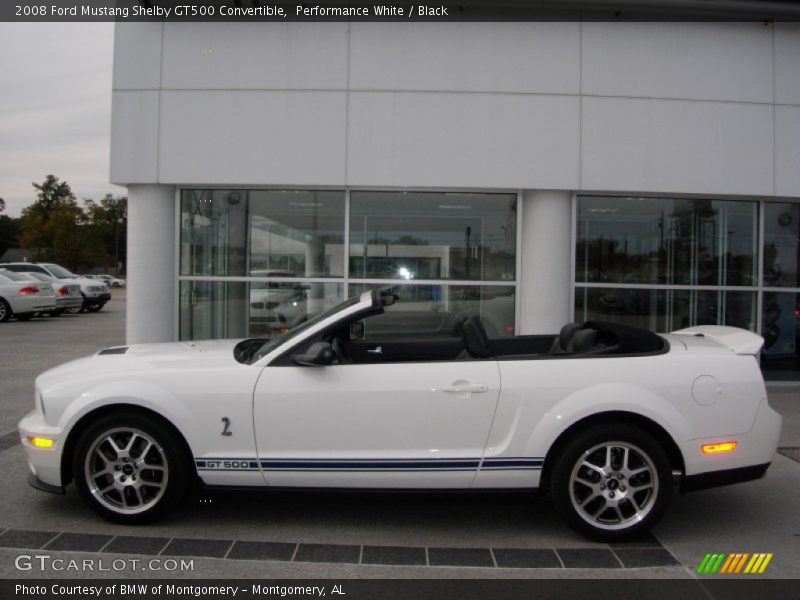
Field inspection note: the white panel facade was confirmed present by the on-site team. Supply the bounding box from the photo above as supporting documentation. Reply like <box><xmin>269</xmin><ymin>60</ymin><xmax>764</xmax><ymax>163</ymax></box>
<box><xmin>349</xmin><ymin>22</ymin><xmax>580</xmax><ymax>94</ymax></box>
<box><xmin>346</xmin><ymin>92</ymin><xmax>580</xmax><ymax>189</ymax></box>
<box><xmin>582</xmin><ymin>22</ymin><xmax>774</xmax><ymax>103</ymax></box>
<box><xmin>109</xmin><ymin>91</ymin><xmax>160</xmax><ymax>183</ymax></box>
<box><xmin>776</xmin><ymin>105</ymin><xmax>800</xmax><ymax>198</ymax></box>
<box><xmin>113</xmin><ymin>22</ymin><xmax>162</xmax><ymax>90</ymax></box>
<box><xmin>161</xmin><ymin>23</ymin><xmax>349</xmax><ymax>90</ymax></box>
<box><xmin>581</xmin><ymin>96</ymin><xmax>774</xmax><ymax>196</ymax></box>
<box><xmin>775</xmin><ymin>22</ymin><xmax>800</xmax><ymax>105</ymax></box>
<box><xmin>158</xmin><ymin>90</ymin><xmax>347</xmax><ymax>184</ymax></box>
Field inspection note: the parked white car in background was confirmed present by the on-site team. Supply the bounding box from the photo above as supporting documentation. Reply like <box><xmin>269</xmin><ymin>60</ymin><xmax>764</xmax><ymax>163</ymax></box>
<box><xmin>95</xmin><ymin>274</ymin><xmax>126</xmax><ymax>288</ymax></box>
<box><xmin>0</xmin><ymin>269</ymin><xmax>55</xmax><ymax>322</ymax></box>
<box><xmin>19</xmin><ymin>291</ymin><xmax>781</xmax><ymax>541</ymax></box>
<box><xmin>0</xmin><ymin>262</ymin><xmax>110</xmax><ymax>313</ymax></box>
<box><xmin>20</xmin><ymin>272</ymin><xmax>83</xmax><ymax>316</ymax></box>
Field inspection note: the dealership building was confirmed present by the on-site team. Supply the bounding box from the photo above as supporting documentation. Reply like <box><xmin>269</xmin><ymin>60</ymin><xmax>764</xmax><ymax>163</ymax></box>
<box><xmin>110</xmin><ymin>11</ymin><xmax>800</xmax><ymax>380</ymax></box>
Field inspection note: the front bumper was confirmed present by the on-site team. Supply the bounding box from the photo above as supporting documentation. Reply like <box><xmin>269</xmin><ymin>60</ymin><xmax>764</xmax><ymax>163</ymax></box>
<box><xmin>27</xmin><ymin>473</ymin><xmax>65</xmax><ymax>494</ymax></box>
<box><xmin>18</xmin><ymin>410</ymin><xmax>64</xmax><ymax>489</ymax></box>
<box><xmin>682</xmin><ymin>463</ymin><xmax>770</xmax><ymax>492</ymax></box>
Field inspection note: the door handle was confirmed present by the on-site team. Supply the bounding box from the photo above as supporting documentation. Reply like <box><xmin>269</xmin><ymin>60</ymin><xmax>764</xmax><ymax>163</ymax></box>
<box><xmin>440</xmin><ymin>383</ymin><xmax>488</xmax><ymax>394</ymax></box>
<box><xmin>366</xmin><ymin>346</ymin><xmax>382</xmax><ymax>355</ymax></box>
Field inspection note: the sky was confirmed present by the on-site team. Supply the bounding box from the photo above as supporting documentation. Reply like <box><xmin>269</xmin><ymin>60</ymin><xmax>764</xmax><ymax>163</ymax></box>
<box><xmin>0</xmin><ymin>22</ymin><xmax>124</xmax><ymax>217</ymax></box>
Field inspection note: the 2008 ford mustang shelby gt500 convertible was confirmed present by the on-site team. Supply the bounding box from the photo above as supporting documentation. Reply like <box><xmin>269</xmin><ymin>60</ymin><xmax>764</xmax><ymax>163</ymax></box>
<box><xmin>20</xmin><ymin>291</ymin><xmax>781</xmax><ymax>541</ymax></box>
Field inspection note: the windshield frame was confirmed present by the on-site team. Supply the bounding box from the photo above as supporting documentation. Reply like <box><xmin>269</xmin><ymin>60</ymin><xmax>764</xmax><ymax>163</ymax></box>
<box><xmin>249</xmin><ymin>292</ymin><xmax>374</xmax><ymax>364</ymax></box>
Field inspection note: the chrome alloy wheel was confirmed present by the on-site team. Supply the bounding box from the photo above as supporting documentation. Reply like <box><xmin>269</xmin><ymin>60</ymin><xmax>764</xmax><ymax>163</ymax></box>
<box><xmin>84</xmin><ymin>427</ymin><xmax>169</xmax><ymax>515</ymax></box>
<box><xmin>568</xmin><ymin>441</ymin><xmax>659</xmax><ymax>531</ymax></box>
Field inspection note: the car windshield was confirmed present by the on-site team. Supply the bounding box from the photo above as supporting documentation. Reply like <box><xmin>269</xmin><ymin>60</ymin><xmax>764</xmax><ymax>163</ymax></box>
<box><xmin>42</xmin><ymin>264</ymin><xmax>75</xmax><ymax>278</ymax></box>
<box><xmin>249</xmin><ymin>295</ymin><xmax>365</xmax><ymax>364</ymax></box>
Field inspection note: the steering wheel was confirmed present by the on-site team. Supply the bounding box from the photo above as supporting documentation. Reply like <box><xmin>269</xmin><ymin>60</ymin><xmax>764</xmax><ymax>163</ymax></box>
<box><xmin>331</xmin><ymin>337</ymin><xmax>346</xmax><ymax>364</ymax></box>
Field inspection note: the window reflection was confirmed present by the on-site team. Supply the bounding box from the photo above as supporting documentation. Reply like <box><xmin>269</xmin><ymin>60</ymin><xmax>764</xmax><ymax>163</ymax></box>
<box><xmin>761</xmin><ymin>292</ymin><xmax>800</xmax><ymax>381</ymax></box>
<box><xmin>180</xmin><ymin>190</ymin><xmax>248</xmax><ymax>277</ymax></box>
<box><xmin>575</xmin><ymin>287</ymin><xmax>756</xmax><ymax>333</ymax></box>
<box><xmin>350</xmin><ymin>283</ymin><xmax>515</xmax><ymax>339</ymax></box>
<box><xmin>349</xmin><ymin>192</ymin><xmax>516</xmax><ymax>282</ymax></box>
<box><xmin>763</xmin><ymin>203</ymin><xmax>800</xmax><ymax>288</ymax></box>
<box><xmin>577</xmin><ymin>196</ymin><xmax>757</xmax><ymax>286</ymax></box>
<box><xmin>248</xmin><ymin>191</ymin><xmax>345</xmax><ymax>278</ymax></box>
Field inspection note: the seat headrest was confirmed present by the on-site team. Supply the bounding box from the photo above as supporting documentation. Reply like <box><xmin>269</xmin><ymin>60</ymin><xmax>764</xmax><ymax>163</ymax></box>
<box><xmin>559</xmin><ymin>322</ymin><xmax>582</xmax><ymax>349</ymax></box>
<box><xmin>469</xmin><ymin>316</ymin><xmax>490</xmax><ymax>348</ymax></box>
<box><xmin>463</xmin><ymin>319</ymin><xmax>491</xmax><ymax>358</ymax></box>
<box><xmin>570</xmin><ymin>329</ymin><xmax>597</xmax><ymax>353</ymax></box>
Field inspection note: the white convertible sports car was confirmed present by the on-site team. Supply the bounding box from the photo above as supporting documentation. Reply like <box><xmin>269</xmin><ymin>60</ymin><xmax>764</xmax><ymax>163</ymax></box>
<box><xmin>19</xmin><ymin>291</ymin><xmax>781</xmax><ymax>541</ymax></box>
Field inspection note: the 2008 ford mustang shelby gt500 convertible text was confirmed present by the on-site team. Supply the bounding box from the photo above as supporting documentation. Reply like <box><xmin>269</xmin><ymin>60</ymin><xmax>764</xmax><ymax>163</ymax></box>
<box><xmin>19</xmin><ymin>291</ymin><xmax>781</xmax><ymax>541</ymax></box>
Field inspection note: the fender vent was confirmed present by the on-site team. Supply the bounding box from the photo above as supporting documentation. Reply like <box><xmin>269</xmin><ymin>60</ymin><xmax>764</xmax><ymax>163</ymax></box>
<box><xmin>98</xmin><ymin>347</ymin><xmax>128</xmax><ymax>355</ymax></box>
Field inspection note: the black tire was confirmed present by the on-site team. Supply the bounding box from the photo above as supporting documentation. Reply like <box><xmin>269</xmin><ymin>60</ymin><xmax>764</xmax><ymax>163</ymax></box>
<box><xmin>15</xmin><ymin>313</ymin><xmax>34</xmax><ymax>321</ymax></box>
<box><xmin>86</xmin><ymin>303</ymin><xmax>103</xmax><ymax>313</ymax></box>
<box><xmin>550</xmin><ymin>423</ymin><xmax>672</xmax><ymax>542</ymax></box>
<box><xmin>72</xmin><ymin>411</ymin><xmax>193</xmax><ymax>524</ymax></box>
<box><xmin>0</xmin><ymin>299</ymin><xmax>10</xmax><ymax>322</ymax></box>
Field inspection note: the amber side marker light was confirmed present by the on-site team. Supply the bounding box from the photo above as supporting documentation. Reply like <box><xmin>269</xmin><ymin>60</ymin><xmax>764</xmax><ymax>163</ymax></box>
<box><xmin>28</xmin><ymin>437</ymin><xmax>54</xmax><ymax>448</ymax></box>
<box><xmin>702</xmin><ymin>441</ymin><xmax>737</xmax><ymax>454</ymax></box>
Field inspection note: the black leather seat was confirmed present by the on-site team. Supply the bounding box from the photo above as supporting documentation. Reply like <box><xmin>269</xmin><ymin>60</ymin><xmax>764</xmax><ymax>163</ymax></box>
<box><xmin>569</xmin><ymin>329</ymin><xmax>597</xmax><ymax>353</ymax></box>
<box><xmin>549</xmin><ymin>322</ymin><xmax>582</xmax><ymax>353</ymax></box>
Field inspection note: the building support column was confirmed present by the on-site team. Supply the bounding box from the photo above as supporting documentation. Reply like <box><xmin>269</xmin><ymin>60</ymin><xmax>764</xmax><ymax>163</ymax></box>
<box><xmin>126</xmin><ymin>184</ymin><xmax>177</xmax><ymax>344</ymax></box>
<box><xmin>518</xmin><ymin>190</ymin><xmax>573</xmax><ymax>335</ymax></box>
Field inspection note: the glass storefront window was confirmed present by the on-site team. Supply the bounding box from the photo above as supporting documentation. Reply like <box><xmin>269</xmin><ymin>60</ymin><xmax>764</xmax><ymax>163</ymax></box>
<box><xmin>180</xmin><ymin>280</ymin><xmax>248</xmax><ymax>341</ymax></box>
<box><xmin>350</xmin><ymin>283</ymin><xmax>515</xmax><ymax>339</ymax></box>
<box><xmin>349</xmin><ymin>192</ymin><xmax>517</xmax><ymax>282</ymax></box>
<box><xmin>575</xmin><ymin>287</ymin><xmax>756</xmax><ymax>333</ymax></box>
<box><xmin>763</xmin><ymin>202</ymin><xmax>800</xmax><ymax>288</ymax></box>
<box><xmin>248</xmin><ymin>282</ymin><xmax>343</xmax><ymax>338</ymax></box>
<box><xmin>180</xmin><ymin>280</ymin><xmax>344</xmax><ymax>341</ymax></box>
<box><xmin>180</xmin><ymin>190</ymin><xmax>346</xmax><ymax>278</ymax></box>
<box><xmin>180</xmin><ymin>190</ymin><xmax>248</xmax><ymax>277</ymax></box>
<box><xmin>249</xmin><ymin>190</ymin><xmax>345</xmax><ymax>278</ymax></box>
<box><xmin>761</xmin><ymin>291</ymin><xmax>800</xmax><ymax>381</ymax></box>
<box><xmin>577</xmin><ymin>196</ymin><xmax>757</xmax><ymax>287</ymax></box>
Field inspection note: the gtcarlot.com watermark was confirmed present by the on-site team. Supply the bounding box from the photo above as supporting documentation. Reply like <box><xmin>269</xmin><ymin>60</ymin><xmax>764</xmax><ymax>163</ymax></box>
<box><xmin>14</xmin><ymin>554</ymin><xmax>194</xmax><ymax>572</ymax></box>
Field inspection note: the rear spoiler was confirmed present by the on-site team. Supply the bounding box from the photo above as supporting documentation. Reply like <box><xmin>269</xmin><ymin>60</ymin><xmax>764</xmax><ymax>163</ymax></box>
<box><xmin>671</xmin><ymin>326</ymin><xmax>764</xmax><ymax>355</ymax></box>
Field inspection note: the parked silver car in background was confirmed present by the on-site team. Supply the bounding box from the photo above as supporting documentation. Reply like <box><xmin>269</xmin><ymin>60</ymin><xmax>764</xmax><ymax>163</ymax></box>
<box><xmin>0</xmin><ymin>263</ymin><xmax>110</xmax><ymax>313</ymax></box>
<box><xmin>20</xmin><ymin>272</ymin><xmax>83</xmax><ymax>316</ymax></box>
<box><xmin>0</xmin><ymin>269</ymin><xmax>55</xmax><ymax>322</ymax></box>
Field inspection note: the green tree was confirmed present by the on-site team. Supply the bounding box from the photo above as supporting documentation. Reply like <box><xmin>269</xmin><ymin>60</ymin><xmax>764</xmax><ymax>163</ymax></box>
<box><xmin>85</xmin><ymin>194</ymin><xmax>127</xmax><ymax>271</ymax></box>
<box><xmin>18</xmin><ymin>176</ymin><xmax>104</xmax><ymax>271</ymax></box>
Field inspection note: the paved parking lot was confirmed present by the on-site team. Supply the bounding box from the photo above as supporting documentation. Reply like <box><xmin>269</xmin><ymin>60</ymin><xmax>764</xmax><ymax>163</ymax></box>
<box><xmin>0</xmin><ymin>294</ymin><xmax>798</xmax><ymax>580</ymax></box>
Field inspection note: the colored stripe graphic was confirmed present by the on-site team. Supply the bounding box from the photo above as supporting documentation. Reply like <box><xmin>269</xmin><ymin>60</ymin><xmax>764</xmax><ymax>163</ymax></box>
<box><xmin>698</xmin><ymin>552</ymin><xmax>773</xmax><ymax>574</ymax></box>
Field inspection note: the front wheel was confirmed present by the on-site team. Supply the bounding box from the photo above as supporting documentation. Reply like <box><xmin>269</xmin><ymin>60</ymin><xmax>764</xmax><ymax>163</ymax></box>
<box><xmin>550</xmin><ymin>423</ymin><xmax>672</xmax><ymax>542</ymax></box>
<box><xmin>72</xmin><ymin>413</ymin><xmax>192</xmax><ymax>524</ymax></box>
<box><xmin>86</xmin><ymin>303</ymin><xmax>104</xmax><ymax>313</ymax></box>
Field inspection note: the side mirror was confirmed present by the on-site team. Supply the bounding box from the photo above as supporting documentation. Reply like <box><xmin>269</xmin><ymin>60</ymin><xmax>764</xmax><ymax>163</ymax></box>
<box><xmin>349</xmin><ymin>321</ymin><xmax>365</xmax><ymax>341</ymax></box>
<box><xmin>292</xmin><ymin>341</ymin><xmax>335</xmax><ymax>366</ymax></box>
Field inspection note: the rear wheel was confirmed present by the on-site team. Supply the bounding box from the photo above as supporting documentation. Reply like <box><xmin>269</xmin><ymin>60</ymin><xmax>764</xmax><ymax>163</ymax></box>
<box><xmin>0</xmin><ymin>299</ymin><xmax>11</xmax><ymax>322</ymax></box>
<box><xmin>550</xmin><ymin>423</ymin><xmax>672</xmax><ymax>542</ymax></box>
<box><xmin>86</xmin><ymin>303</ymin><xmax>104</xmax><ymax>313</ymax></box>
<box><xmin>72</xmin><ymin>412</ymin><xmax>192</xmax><ymax>524</ymax></box>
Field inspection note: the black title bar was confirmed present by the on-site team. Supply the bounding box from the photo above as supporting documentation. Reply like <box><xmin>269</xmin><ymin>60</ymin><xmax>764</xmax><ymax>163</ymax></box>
<box><xmin>4</xmin><ymin>0</ymin><xmax>800</xmax><ymax>22</ymax></box>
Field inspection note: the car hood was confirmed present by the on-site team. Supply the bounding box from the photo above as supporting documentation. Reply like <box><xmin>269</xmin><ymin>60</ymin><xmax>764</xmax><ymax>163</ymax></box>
<box><xmin>36</xmin><ymin>339</ymin><xmax>245</xmax><ymax>394</ymax></box>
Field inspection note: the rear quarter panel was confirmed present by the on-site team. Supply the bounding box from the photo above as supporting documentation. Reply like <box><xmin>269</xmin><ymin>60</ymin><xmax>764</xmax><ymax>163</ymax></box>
<box><xmin>485</xmin><ymin>344</ymin><xmax>766</xmax><ymax>478</ymax></box>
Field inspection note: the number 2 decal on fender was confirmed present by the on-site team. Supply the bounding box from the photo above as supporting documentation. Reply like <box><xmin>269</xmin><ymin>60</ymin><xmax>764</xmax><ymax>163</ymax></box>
<box><xmin>221</xmin><ymin>417</ymin><xmax>232</xmax><ymax>436</ymax></box>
